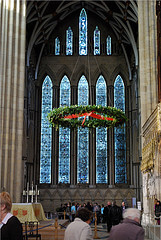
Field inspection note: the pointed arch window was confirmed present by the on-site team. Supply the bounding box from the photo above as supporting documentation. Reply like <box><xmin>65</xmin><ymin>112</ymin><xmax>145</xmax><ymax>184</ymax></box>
<box><xmin>79</xmin><ymin>8</ymin><xmax>87</xmax><ymax>55</ymax></box>
<box><xmin>107</xmin><ymin>35</ymin><xmax>111</xmax><ymax>55</ymax></box>
<box><xmin>114</xmin><ymin>75</ymin><xmax>126</xmax><ymax>184</ymax></box>
<box><xmin>40</xmin><ymin>76</ymin><xmax>53</xmax><ymax>183</ymax></box>
<box><xmin>96</xmin><ymin>75</ymin><xmax>107</xmax><ymax>183</ymax></box>
<box><xmin>66</xmin><ymin>26</ymin><xmax>73</xmax><ymax>55</ymax></box>
<box><xmin>59</xmin><ymin>76</ymin><xmax>71</xmax><ymax>183</ymax></box>
<box><xmin>94</xmin><ymin>26</ymin><xmax>100</xmax><ymax>55</ymax></box>
<box><xmin>55</xmin><ymin>37</ymin><xmax>60</xmax><ymax>55</ymax></box>
<box><xmin>77</xmin><ymin>76</ymin><xmax>89</xmax><ymax>183</ymax></box>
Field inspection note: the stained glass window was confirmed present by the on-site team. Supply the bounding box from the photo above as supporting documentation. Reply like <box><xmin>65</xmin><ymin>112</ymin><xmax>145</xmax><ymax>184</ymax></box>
<box><xmin>114</xmin><ymin>75</ymin><xmax>126</xmax><ymax>184</ymax></box>
<box><xmin>55</xmin><ymin>37</ymin><xmax>60</xmax><ymax>55</ymax></box>
<box><xmin>40</xmin><ymin>76</ymin><xmax>53</xmax><ymax>183</ymax></box>
<box><xmin>107</xmin><ymin>35</ymin><xmax>111</xmax><ymax>55</ymax></box>
<box><xmin>96</xmin><ymin>75</ymin><xmax>107</xmax><ymax>183</ymax></box>
<box><xmin>77</xmin><ymin>75</ymin><xmax>89</xmax><ymax>183</ymax></box>
<box><xmin>79</xmin><ymin>8</ymin><xmax>87</xmax><ymax>55</ymax></box>
<box><xmin>94</xmin><ymin>26</ymin><xmax>100</xmax><ymax>55</ymax></box>
<box><xmin>59</xmin><ymin>76</ymin><xmax>71</xmax><ymax>183</ymax></box>
<box><xmin>66</xmin><ymin>26</ymin><xmax>73</xmax><ymax>55</ymax></box>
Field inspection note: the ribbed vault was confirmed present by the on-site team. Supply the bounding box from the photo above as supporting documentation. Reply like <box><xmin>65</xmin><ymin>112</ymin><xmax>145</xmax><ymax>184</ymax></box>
<box><xmin>26</xmin><ymin>0</ymin><xmax>138</xmax><ymax>79</ymax></box>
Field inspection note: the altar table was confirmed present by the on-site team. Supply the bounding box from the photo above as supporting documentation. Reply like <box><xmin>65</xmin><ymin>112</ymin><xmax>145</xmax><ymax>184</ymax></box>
<box><xmin>11</xmin><ymin>203</ymin><xmax>48</xmax><ymax>223</ymax></box>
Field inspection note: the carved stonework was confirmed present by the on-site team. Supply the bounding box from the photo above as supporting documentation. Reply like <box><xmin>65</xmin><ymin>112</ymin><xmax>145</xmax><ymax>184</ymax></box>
<box><xmin>141</xmin><ymin>103</ymin><xmax>161</xmax><ymax>225</ymax></box>
<box><xmin>39</xmin><ymin>187</ymin><xmax>135</xmax><ymax>213</ymax></box>
<box><xmin>141</xmin><ymin>103</ymin><xmax>161</xmax><ymax>173</ymax></box>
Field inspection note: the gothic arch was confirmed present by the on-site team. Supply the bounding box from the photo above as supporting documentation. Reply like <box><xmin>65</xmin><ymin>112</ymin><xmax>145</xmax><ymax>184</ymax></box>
<box><xmin>74</xmin><ymin>65</ymin><xmax>90</xmax><ymax>86</ymax></box>
<box><xmin>37</xmin><ymin>65</ymin><xmax>56</xmax><ymax>86</ymax></box>
<box><xmin>110</xmin><ymin>64</ymin><xmax>129</xmax><ymax>86</ymax></box>
<box><xmin>56</xmin><ymin>65</ymin><xmax>72</xmax><ymax>84</ymax></box>
<box><xmin>92</xmin><ymin>65</ymin><xmax>110</xmax><ymax>86</ymax></box>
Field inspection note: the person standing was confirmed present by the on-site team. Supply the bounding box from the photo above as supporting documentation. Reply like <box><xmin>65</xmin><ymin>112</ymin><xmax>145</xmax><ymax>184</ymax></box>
<box><xmin>64</xmin><ymin>208</ymin><xmax>93</xmax><ymax>240</ymax></box>
<box><xmin>0</xmin><ymin>192</ymin><xmax>23</xmax><ymax>240</ymax></box>
<box><xmin>109</xmin><ymin>208</ymin><xmax>144</xmax><ymax>240</ymax></box>
<box><xmin>104</xmin><ymin>201</ymin><xmax>112</xmax><ymax>232</ymax></box>
<box><xmin>110</xmin><ymin>201</ymin><xmax>122</xmax><ymax>226</ymax></box>
<box><xmin>71</xmin><ymin>202</ymin><xmax>76</xmax><ymax>221</ymax></box>
<box><xmin>120</xmin><ymin>201</ymin><xmax>127</xmax><ymax>220</ymax></box>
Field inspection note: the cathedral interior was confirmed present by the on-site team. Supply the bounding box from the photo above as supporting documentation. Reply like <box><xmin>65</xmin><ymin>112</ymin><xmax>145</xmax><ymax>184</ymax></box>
<box><xmin>1</xmin><ymin>0</ymin><xmax>161</xmax><ymax>226</ymax></box>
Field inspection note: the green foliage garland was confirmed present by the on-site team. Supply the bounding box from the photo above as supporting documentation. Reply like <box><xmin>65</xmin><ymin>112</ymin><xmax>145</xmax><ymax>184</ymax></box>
<box><xmin>47</xmin><ymin>105</ymin><xmax>128</xmax><ymax>129</ymax></box>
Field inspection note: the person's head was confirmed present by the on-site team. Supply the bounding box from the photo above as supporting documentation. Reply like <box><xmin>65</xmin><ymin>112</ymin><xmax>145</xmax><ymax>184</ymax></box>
<box><xmin>107</xmin><ymin>201</ymin><xmax>111</xmax><ymax>206</ymax></box>
<box><xmin>112</xmin><ymin>200</ymin><xmax>116</xmax><ymax>206</ymax></box>
<box><xmin>156</xmin><ymin>200</ymin><xmax>160</xmax><ymax>205</ymax></box>
<box><xmin>75</xmin><ymin>208</ymin><xmax>93</xmax><ymax>224</ymax></box>
<box><xmin>122</xmin><ymin>201</ymin><xmax>125</xmax><ymax>206</ymax></box>
<box><xmin>0</xmin><ymin>192</ymin><xmax>12</xmax><ymax>214</ymax></box>
<box><xmin>123</xmin><ymin>208</ymin><xmax>141</xmax><ymax>223</ymax></box>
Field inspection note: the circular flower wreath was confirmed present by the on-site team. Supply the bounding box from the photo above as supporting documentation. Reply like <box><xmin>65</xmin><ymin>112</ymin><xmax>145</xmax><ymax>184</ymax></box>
<box><xmin>47</xmin><ymin>105</ymin><xmax>128</xmax><ymax>129</ymax></box>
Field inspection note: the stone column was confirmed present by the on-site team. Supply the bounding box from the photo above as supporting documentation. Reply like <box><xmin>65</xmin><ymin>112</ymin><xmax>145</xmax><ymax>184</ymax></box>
<box><xmin>138</xmin><ymin>0</ymin><xmax>157</xmax><ymax>127</ymax></box>
<box><xmin>138</xmin><ymin>0</ymin><xmax>158</xmax><ymax>225</ymax></box>
<box><xmin>0</xmin><ymin>0</ymin><xmax>26</xmax><ymax>202</ymax></box>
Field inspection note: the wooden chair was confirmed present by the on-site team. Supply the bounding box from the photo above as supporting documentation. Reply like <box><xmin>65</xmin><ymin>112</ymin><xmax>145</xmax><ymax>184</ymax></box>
<box><xmin>24</xmin><ymin>221</ymin><xmax>41</xmax><ymax>240</ymax></box>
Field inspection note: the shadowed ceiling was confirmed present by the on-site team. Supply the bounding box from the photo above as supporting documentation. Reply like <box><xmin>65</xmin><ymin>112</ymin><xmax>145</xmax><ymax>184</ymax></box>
<box><xmin>26</xmin><ymin>1</ymin><xmax>138</xmax><ymax>79</ymax></box>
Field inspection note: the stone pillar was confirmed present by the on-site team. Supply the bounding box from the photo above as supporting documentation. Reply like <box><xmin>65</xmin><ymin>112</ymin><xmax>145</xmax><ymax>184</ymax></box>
<box><xmin>138</xmin><ymin>0</ymin><xmax>158</xmax><ymax>225</ymax></box>
<box><xmin>138</xmin><ymin>0</ymin><xmax>157</xmax><ymax>127</ymax></box>
<box><xmin>0</xmin><ymin>0</ymin><xmax>26</xmax><ymax>202</ymax></box>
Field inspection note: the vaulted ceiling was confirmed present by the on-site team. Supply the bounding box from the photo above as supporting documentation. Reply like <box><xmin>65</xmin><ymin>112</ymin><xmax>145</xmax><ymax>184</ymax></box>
<box><xmin>26</xmin><ymin>1</ymin><xmax>138</xmax><ymax>79</ymax></box>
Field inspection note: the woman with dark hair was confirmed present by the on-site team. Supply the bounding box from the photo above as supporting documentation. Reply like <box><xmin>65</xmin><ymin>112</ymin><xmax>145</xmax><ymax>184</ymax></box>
<box><xmin>0</xmin><ymin>192</ymin><xmax>23</xmax><ymax>240</ymax></box>
<box><xmin>64</xmin><ymin>208</ymin><xmax>93</xmax><ymax>240</ymax></box>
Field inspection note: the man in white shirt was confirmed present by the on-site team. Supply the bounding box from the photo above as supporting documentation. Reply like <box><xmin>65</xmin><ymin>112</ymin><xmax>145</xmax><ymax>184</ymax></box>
<box><xmin>64</xmin><ymin>207</ymin><xmax>93</xmax><ymax>240</ymax></box>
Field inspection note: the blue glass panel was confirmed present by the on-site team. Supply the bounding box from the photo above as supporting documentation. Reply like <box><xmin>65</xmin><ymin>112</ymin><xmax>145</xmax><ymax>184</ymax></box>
<box><xmin>107</xmin><ymin>35</ymin><xmax>111</xmax><ymax>55</ymax></box>
<box><xmin>66</xmin><ymin>26</ymin><xmax>73</xmax><ymax>55</ymax></box>
<box><xmin>114</xmin><ymin>75</ymin><xmax>126</xmax><ymax>183</ymax></box>
<box><xmin>96</xmin><ymin>76</ymin><xmax>107</xmax><ymax>183</ymax></box>
<box><xmin>59</xmin><ymin>76</ymin><xmax>70</xmax><ymax>183</ymax></box>
<box><xmin>79</xmin><ymin>8</ymin><xmax>87</xmax><ymax>55</ymax></box>
<box><xmin>94</xmin><ymin>26</ymin><xmax>100</xmax><ymax>55</ymax></box>
<box><xmin>55</xmin><ymin>37</ymin><xmax>60</xmax><ymax>55</ymax></box>
<box><xmin>77</xmin><ymin>75</ymin><xmax>89</xmax><ymax>183</ymax></box>
<box><xmin>40</xmin><ymin>76</ymin><xmax>52</xmax><ymax>183</ymax></box>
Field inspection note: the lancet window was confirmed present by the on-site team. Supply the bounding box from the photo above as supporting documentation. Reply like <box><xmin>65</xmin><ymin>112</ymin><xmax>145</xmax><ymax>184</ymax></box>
<box><xmin>40</xmin><ymin>76</ymin><xmax>53</xmax><ymax>183</ymax></box>
<box><xmin>94</xmin><ymin>26</ymin><xmax>100</xmax><ymax>55</ymax></box>
<box><xmin>77</xmin><ymin>75</ymin><xmax>89</xmax><ymax>183</ymax></box>
<box><xmin>96</xmin><ymin>75</ymin><xmax>108</xmax><ymax>183</ymax></box>
<box><xmin>59</xmin><ymin>76</ymin><xmax>71</xmax><ymax>183</ymax></box>
<box><xmin>114</xmin><ymin>75</ymin><xmax>127</xmax><ymax>183</ymax></box>
<box><xmin>55</xmin><ymin>37</ymin><xmax>60</xmax><ymax>55</ymax></box>
<box><xmin>66</xmin><ymin>27</ymin><xmax>73</xmax><ymax>55</ymax></box>
<box><xmin>79</xmin><ymin>8</ymin><xmax>87</xmax><ymax>56</ymax></box>
<box><xmin>107</xmin><ymin>35</ymin><xmax>111</xmax><ymax>55</ymax></box>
